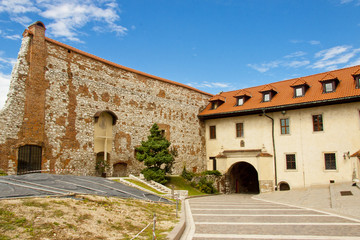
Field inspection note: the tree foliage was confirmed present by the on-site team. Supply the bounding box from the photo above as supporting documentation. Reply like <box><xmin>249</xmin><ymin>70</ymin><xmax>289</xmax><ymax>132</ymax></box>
<box><xmin>135</xmin><ymin>123</ymin><xmax>175</xmax><ymax>184</ymax></box>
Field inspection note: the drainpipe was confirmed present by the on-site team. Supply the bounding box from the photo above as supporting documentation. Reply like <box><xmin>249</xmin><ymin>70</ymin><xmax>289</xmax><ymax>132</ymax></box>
<box><xmin>262</xmin><ymin>110</ymin><xmax>278</xmax><ymax>191</ymax></box>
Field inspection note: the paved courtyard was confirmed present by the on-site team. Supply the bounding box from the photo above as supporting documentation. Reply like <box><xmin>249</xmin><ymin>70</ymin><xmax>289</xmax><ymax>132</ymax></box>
<box><xmin>0</xmin><ymin>173</ymin><xmax>168</xmax><ymax>202</ymax></box>
<box><xmin>181</xmin><ymin>183</ymin><xmax>360</xmax><ymax>240</ymax></box>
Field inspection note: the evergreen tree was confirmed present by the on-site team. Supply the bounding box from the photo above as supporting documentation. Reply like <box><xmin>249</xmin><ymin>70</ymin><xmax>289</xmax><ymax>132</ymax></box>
<box><xmin>135</xmin><ymin>123</ymin><xmax>174</xmax><ymax>184</ymax></box>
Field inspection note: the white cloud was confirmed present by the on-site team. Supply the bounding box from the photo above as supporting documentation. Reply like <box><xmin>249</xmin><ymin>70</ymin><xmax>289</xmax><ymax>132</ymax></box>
<box><xmin>4</xmin><ymin>34</ymin><xmax>21</xmax><ymax>40</ymax></box>
<box><xmin>309</xmin><ymin>40</ymin><xmax>320</xmax><ymax>45</ymax></box>
<box><xmin>0</xmin><ymin>71</ymin><xmax>11</xmax><ymax>109</ymax></box>
<box><xmin>284</xmin><ymin>60</ymin><xmax>310</xmax><ymax>68</ymax></box>
<box><xmin>0</xmin><ymin>0</ymin><xmax>39</xmax><ymax>14</ymax></box>
<box><xmin>312</xmin><ymin>45</ymin><xmax>360</xmax><ymax>69</ymax></box>
<box><xmin>340</xmin><ymin>0</ymin><xmax>353</xmax><ymax>3</ymax></box>
<box><xmin>187</xmin><ymin>81</ymin><xmax>231</xmax><ymax>89</ymax></box>
<box><xmin>0</xmin><ymin>0</ymin><xmax>127</xmax><ymax>42</ymax></box>
<box><xmin>284</xmin><ymin>51</ymin><xmax>307</xmax><ymax>58</ymax></box>
<box><xmin>247</xmin><ymin>61</ymin><xmax>281</xmax><ymax>73</ymax></box>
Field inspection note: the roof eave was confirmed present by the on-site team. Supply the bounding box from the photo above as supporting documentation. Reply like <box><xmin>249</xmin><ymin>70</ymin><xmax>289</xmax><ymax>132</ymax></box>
<box><xmin>198</xmin><ymin>95</ymin><xmax>360</xmax><ymax>120</ymax></box>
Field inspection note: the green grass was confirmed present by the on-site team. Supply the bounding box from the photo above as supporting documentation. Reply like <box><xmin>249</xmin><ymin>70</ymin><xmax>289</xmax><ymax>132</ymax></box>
<box><xmin>122</xmin><ymin>179</ymin><xmax>164</xmax><ymax>195</ymax></box>
<box><xmin>165</xmin><ymin>176</ymin><xmax>206</xmax><ymax>196</ymax></box>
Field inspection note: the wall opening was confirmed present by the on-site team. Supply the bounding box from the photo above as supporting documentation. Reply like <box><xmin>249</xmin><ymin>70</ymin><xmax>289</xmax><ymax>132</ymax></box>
<box><xmin>113</xmin><ymin>162</ymin><xmax>127</xmax><ymax>177</ymax></box>
<box><xmin>279</xmin><ymin>182</ymin><xmax>290</xmax><ymax>191</ymax></box>
<box><xmin>228</xmin><ymin>161</ymin><xmax>259</xmax><ymax>194</ymax></box>
<box><xmin>17</xmin><ymin>145</ymin><xmax>42</xmax><ymax>174</ymax></box>
<box><xmin>95</xmin><ymin>152</ymin><xmax>110</xmax><ymax>177</ymax></box>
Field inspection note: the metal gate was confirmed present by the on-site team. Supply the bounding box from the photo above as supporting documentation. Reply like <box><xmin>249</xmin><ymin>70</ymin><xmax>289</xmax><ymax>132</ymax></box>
<box><xmin>17</xmin><ymin>145</ymin><xmax>42</xmax><ymax>174</ymax></box>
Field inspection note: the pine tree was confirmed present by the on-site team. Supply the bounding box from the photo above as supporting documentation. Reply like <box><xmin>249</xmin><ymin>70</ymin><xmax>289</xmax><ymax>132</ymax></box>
<box><xmin>135</xmin><ymin>123</ymin><xmax>174</xmax><ymax>184</ymax></box>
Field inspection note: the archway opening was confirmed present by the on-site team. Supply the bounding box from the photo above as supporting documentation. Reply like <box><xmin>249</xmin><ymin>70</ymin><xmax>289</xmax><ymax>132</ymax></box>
<box><xmin>279</xmin><ymin>182</ymin><xmax>290</xmax><ymax>191</ymax></box>
<box><xmin>229</xmin><ymin>162</ymin><xmax>259</xmax><ymax>194</ymax></box>
<box><xmin>113</xmin><ymin>162</ymin><xmax>127</xmax><ymax>177</ymax></box>
<box><xmin>17</xmin><ymin>145</ymin><xmax>42</xmax><ymax>174</ymax></box>
<box><xmin>95</xmin><ymin>152</ymin><xmax>110</xmax><ymax>177</ymax></box>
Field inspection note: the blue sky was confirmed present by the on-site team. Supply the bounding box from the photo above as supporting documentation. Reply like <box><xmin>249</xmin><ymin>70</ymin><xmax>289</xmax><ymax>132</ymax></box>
<box><xmin>0</xmin><ymin>0</ymin><xmax>360</xmax><ymax>108</ymax></box>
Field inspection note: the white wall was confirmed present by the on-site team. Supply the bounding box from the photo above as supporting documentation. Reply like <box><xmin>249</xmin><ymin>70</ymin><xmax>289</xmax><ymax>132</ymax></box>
<box><xmin>205</xmin><ymin>102</ymin><xmax>360</xmax><ymax>189</ymax></box>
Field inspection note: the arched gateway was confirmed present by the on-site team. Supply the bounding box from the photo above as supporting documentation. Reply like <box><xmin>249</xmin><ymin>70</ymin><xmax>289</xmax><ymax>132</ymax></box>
<box><xmin>228</xmin><ymin>162</ymin><xmax>260</xmax><ymax>194</ymax></box>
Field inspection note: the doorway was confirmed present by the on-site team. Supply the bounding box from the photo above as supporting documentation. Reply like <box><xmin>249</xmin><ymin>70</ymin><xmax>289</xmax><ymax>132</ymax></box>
<box><xmin>17</xmin><ymin>145</ymin><xmax>42</xmax><ymax>174</ymax></box>
<box><xmin>228</xmin><ymin>162</ymin><xmax>259</xmax><ymax>194</ymax></box>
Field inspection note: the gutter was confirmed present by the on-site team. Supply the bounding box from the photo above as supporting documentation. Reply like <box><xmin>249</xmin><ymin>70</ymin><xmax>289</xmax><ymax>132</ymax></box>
<box><xmin>261</xmin><ymin>110</ymin><xmax>278</xmax><ymax>191</ymax></box>
<box><xmin>198</xmin><ymin>95</ymin><xmax>360</xmax><ymax>120</ymax></box>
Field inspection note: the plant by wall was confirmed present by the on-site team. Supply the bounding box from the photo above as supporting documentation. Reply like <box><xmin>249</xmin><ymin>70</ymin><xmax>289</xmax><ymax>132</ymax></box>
<box><xmin>135</xmin><ymin>123</ymin><xmax>175</xmax><ymax>184</ymax></box>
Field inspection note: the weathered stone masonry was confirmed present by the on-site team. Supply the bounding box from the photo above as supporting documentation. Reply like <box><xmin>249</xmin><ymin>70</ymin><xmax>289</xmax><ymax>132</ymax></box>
<box><xmin>0</xmin><ymin>22</ymin><xmax>212</xmax><ymax>176</ymax></box>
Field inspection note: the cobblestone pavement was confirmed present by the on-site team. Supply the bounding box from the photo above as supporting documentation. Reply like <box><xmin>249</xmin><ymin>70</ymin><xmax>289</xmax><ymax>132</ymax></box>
<box><xmin>183</xmin><ymin>194</ymin><xmax>360</xmax><ymax>240</ymax></box>
<box><xmin>0</xmin><ymin>173</ymin><xmax>169</xmax><ymax>202</ymax></box>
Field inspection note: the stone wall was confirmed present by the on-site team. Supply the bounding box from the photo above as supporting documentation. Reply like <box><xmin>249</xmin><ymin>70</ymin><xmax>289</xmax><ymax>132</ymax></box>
<box><xmin>0</xmin><ymin>22</ymin><xmax>211</xmax><ymax>176</ymax></box>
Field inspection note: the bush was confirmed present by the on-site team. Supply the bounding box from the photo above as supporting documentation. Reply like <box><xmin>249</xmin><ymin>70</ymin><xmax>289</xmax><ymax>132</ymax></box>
<box><xmin>181</xmin><ymin>167</ymin><xmax>195</xmax><ymax>181</ymax></box>
<box><xmin>196</xmin><ymin>177</ymin><xmax>217</xmax><ymax>194</ymax></box>
<box><xmin>141</xmin><ymin>168</ymin><xmax>167</xmax><ymax>184</ymax></box>
<box><xmin>0</xmin><ymin>169</ymin><xmax>7</xmax><ymax>176</ymax></box>
<box><xmin>202</xmin><ymin>170</ymin><xmax>222</xmax><ymax>176</ymax></box>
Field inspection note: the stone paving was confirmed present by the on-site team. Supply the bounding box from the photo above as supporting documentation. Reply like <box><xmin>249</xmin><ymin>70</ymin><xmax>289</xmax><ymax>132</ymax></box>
<box><xmin>181</xmin><ymin>183</ymin><xmax>360</xmax><ymax>240</ymax></box>
<box><xmin>0</xmin><ymin>173</ymin><xmax>169</xmax><ymax>202</ymax></box>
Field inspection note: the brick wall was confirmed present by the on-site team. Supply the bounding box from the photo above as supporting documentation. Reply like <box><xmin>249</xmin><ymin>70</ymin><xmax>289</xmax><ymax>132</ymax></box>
<box><xmin>0</xmin><ymin>22</ymin><xmax>211</xmax><ymax>176</ymax></box>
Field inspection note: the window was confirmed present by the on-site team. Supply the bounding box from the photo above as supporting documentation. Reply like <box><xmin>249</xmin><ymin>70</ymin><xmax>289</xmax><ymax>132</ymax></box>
<box><xmin>324</xmin><ymin>153</ymin><xmax>336</xmax><ymax>170</ymax></box>
<box><xmin>355</xmin><ymin>75</ymin><xmax>360</xmax><ymax>89</ymax></box>
<box><xmin>210</xmin><ymin>157</ymin><xmax>216</xmax><ymax>170</ymax></box>
<box><xmin>324</xmin><ymin>82</ymin><xmax>334</xmax><ymax>93</ymax></box>
<box><xmin>237</xmin><ymin>97</ymin><xmax>244</xmax><ymax>106</ymax></box>
<box><xmin>263</xmin><ymin>93</ymin><xmax>270</xmax><ymax>102</ymax></box>
<box><xmin>210</xmin><ymin>102</ymin><xmax>218</xmax><ymax>110</ymax></box>
<box><xmin>236</xmin><ymin>123</ymin><xmax>244</xmax><ymax>137</ymax></box>
<box><xmin>312</xmin><ymin>114</ymin><xmax>323</xmax><ymax>132</ymax></box>
<box><xmin>280</xmin><ymin>118</ymin><xmax>290</xmax><ymax>134</ymax></box>
<box><xmin>209</xmin><ymin>126</ymin><xmax>216</xmax><ymax>139</ymax></box>
<box><xmin>295</xmin><ymin>87</ymin><xmax>304</xmax><ymax>97</ymax></box>
<box><xmin>286</xmin><ymin>154</ymin><xmax>296</xmax><ymax>170</ymax></box>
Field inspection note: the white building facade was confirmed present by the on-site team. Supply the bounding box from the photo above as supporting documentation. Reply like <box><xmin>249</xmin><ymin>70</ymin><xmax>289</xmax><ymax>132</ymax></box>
<box><xmin>199</xmin><ymin>65</ymin><xmax>360</xmax><ymax>193</ymax></box>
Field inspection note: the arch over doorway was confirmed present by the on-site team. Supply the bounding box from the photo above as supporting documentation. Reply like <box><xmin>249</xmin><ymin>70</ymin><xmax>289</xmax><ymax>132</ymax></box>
<box><xmin>228</xmin><ymin>161</ymin><xmax>260</xmax><ymax>194</ymax></box>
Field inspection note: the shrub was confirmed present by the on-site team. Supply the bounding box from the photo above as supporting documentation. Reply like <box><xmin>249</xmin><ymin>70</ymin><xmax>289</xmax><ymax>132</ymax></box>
<box><xmin>141</xmin><ymin>168</ymin><xmax>167</xmax><ymax>184</ymax></box>
<box><xmin>181</xmin><ymin>167</ymin><xmax>195</xmax><ymax>181</ymax></box>
<box><xmin>202</xmin><ymin>170</ymin><xmax>222</xmax><ymax>176</ymax></box>
<box><xmin>0</xmin><ymin>169</ymin><xmax>7</xmax><ymax>176</ymax></box>
<box><xmin>196</xmin><ymin>177</ymin><xmax>217</xmax><ymax>194</ymax></box>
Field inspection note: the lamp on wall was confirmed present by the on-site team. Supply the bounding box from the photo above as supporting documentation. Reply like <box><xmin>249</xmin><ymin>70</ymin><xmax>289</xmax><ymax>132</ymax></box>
<box><xmin>343</xmin><ymin>151</ymin><xmax>350</xmax><ymax>160</ymax></box>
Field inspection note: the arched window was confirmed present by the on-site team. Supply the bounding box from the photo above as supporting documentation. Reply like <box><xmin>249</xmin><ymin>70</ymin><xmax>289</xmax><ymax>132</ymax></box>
<box><xmin>94</xmin><ymin>111</ymin><xmax>117</xmax><ymax>175</ymax></box>
<box><xmin>17</xmin><ymin>145</ymin><xmax>42</xmax><ymax>174</ymax></box>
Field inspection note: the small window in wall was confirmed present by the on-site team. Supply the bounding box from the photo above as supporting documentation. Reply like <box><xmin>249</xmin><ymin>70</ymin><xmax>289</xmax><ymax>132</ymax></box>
<box><xmin>325</xmin><ymin>153</ymin><xmax>336</xmax><ymax>170</ymax></box>
<box><xmin>263</xmin><ymin>92</ymin><xmax>270</xmax><ymax>102</ymax></box>
<box><xmin>210</xmin><ymin>157</ymin><xmax>216</xmax><ymax>170</ymax></box>
<box><xmin>286</xmin><ymin>154</ymin><xmax>296</xmax><ymax>170</ymax></box>
<box><xmin>210</xmin><ymin>126</ymin><xmax>216</xmax><ymax>139</ymax></box>
<box><xmin>237</xmin><ymin>97</ymin><xmax>244</xmax><ymax>106</ymax></box>
<box><xmin>280</xmin><ymin>118</ymin><xmax>290</xmax><ymax>134</ymax></box>
<box><xmin>295</xmin><ymin>87</ymin><xmax>304</xmax><ymax>97</ymax></box>
<box><xmin>356</xmin><ymin>75</ymin><xmax>360</xmax><ymax>89</ymax></box>
<box><xmin>312</xmin><ymin>114</ymin><xmax>323</xmax><ymax>132</ymax></box>
<box><xmin>236</xmin><ymin>123</ymin><xmax>244</xmax><ymax>137</ymax></box>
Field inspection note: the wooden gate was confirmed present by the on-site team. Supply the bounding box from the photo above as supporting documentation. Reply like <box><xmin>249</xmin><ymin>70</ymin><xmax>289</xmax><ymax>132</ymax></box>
<box><xmin>17</xmin><ymin>145</ymin><xmax>42</xmax><ymax>174</ymax></box>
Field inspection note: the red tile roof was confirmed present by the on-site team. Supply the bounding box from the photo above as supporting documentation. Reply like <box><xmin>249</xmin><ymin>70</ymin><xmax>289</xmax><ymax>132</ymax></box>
<box><xmin>199</xmin><ymin>65</ymin><xmax>360</xmax><ymax>119</ymax></box>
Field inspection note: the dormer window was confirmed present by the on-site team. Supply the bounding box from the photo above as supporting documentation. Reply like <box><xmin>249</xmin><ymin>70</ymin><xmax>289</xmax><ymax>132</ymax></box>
<box><xmin>290</xmin><ymin>78</ymin><xmax>309</xmax><ymax>98</ymax></box>
<box><xmin>259</xmin><ymin>84</ymin><xmax>277</xmax><ymax>103</ymax></box>
<box><xmin>319</xmin><ymin>74</ymin><xmax>339</xmax><ymax>94</ymax></box>
<box><xmin>263</xmin><ymin>92</ymin><xmax>270</xmax><ymax>102</ymax></box>
<box><xmin>209</xmin><ymin>94</ymin><xmax>225</xmax><ymax>110</ymax></box>
<box><xmin>354</xmin><ymin>75</ymin><xmax>360</xmax><ymax>89</ymax></box>
<box><xmin>322</xmin><ymin>80</ymin><xmax>337</xmax><ymax>93</ymax></box>
<box><xmin>233</xmin><ymin>89</ymin><xmax>251</xmax><ymax>106</ymax></box>
<box><xmin>295</xmin><ymin>87</ymin><xmax>304</xmax><ymax>97</ymax></box>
